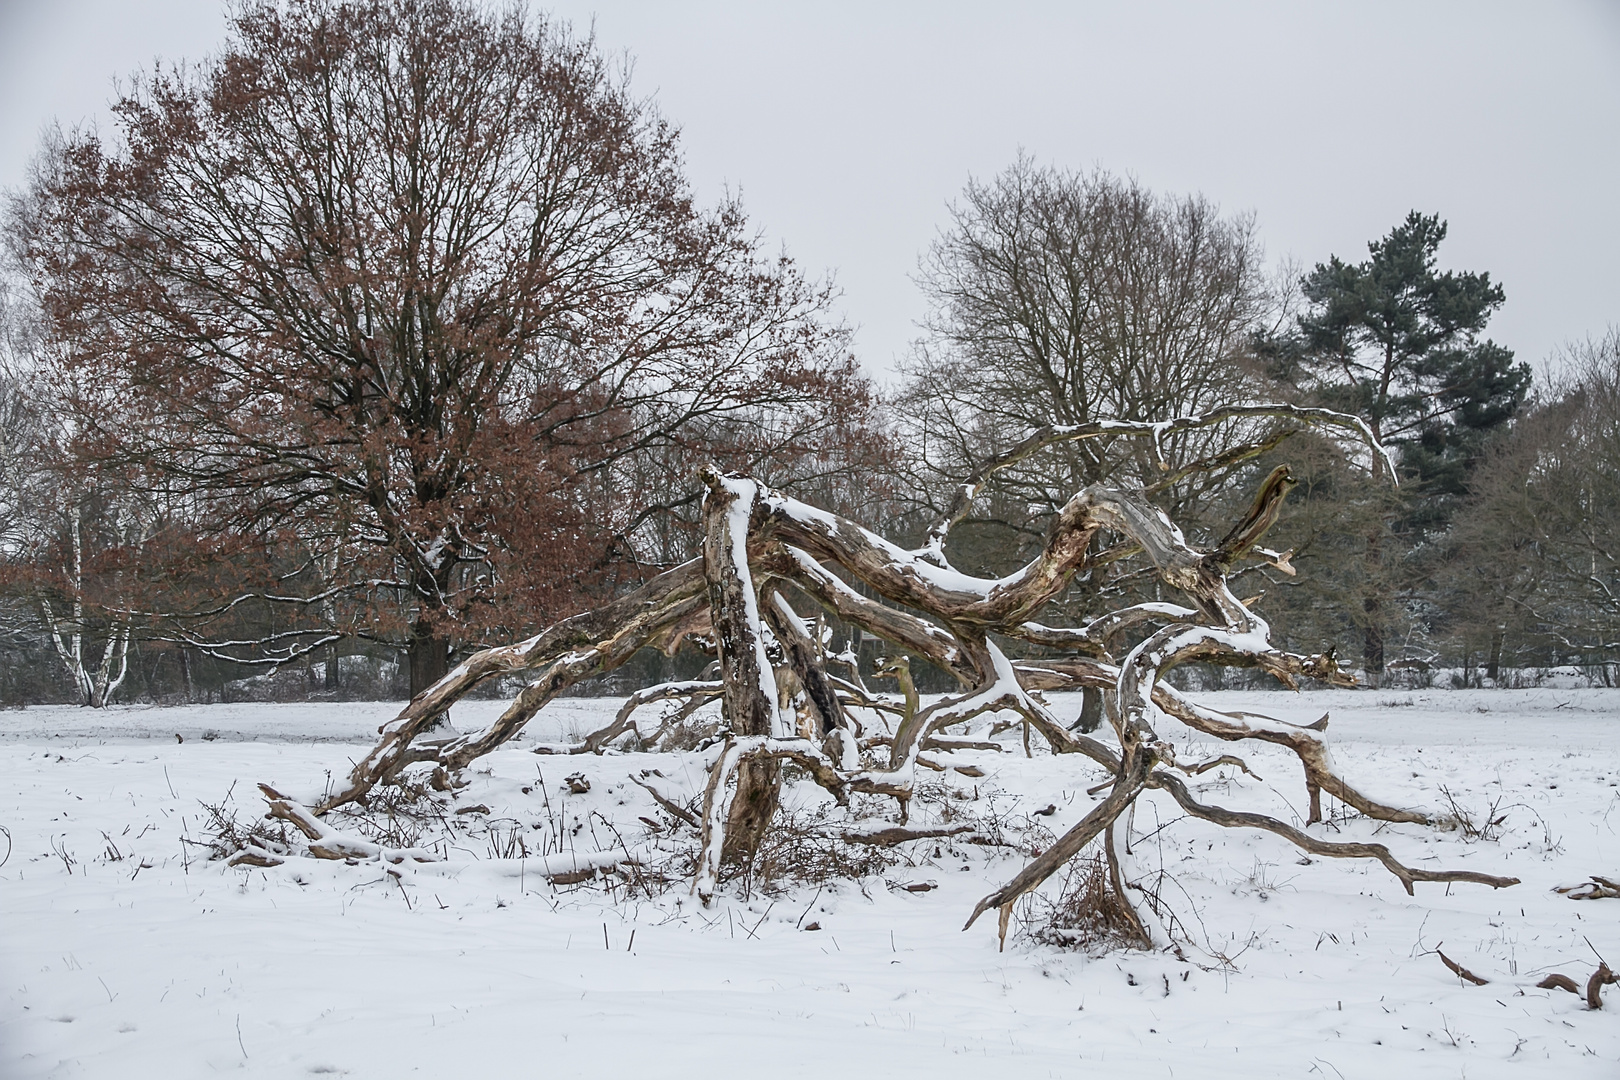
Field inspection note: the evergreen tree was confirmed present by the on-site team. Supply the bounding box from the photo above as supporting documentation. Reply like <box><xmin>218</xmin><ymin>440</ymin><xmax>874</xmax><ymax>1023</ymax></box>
<box><xmin>1264</xmin><ymin>212</ymin><xmax>1530</xmax><ymax>678</ymax></box>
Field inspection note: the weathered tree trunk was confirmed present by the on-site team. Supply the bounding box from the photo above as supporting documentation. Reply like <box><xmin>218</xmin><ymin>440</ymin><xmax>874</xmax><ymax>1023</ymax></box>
<box><xmin>723</xmin><ymin>758</ymin><xmax>782</xmax><ymax>866</ymax></box>
<box><xmin>701</xmin><ymin>474</ymin><xmax>783</xmax><ymax>866</ymax></box>
<box><xmin>325</xmin><ymin>643</ymin><xmax>340</xmax><ymax>692</ymax></box>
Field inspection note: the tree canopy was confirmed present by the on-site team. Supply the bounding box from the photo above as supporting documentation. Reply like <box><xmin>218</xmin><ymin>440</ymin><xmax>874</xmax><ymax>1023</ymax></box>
<box><xmin>9</xmin><ymin>0</ymin><xmax>882</xmax><ymax>694</ymax></box>
<box><xmin>1277</xmin><ymin>211</ymin><xmax>1530</xmax><ymax>502</ymax></box>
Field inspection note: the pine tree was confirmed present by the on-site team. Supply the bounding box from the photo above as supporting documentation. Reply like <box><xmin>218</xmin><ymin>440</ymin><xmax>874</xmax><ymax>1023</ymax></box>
<box><xmin>1265</xmin><ymin>212</ymin><xmax>1530</xmax><ymax>679</ymax></box>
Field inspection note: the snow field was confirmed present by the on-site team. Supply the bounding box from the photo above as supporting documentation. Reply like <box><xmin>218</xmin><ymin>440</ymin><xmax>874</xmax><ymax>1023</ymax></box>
<box><xmin>1</xmin><ymin>689</ymin><xmax>1617</xmax><ymax>1078</ymax></box>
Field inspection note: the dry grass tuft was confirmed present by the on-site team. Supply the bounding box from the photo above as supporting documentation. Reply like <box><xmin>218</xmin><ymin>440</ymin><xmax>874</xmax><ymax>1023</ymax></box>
<box><xmin>1025</xmin><ymin>852</ymin><xmax>1151</xmax><ymax>953</ymax></box>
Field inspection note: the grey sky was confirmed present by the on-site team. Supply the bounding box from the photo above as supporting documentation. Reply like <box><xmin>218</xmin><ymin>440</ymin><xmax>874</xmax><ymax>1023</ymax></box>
<box><xmin>3</xmin><ymin>0</ymin><xmax>1616</xmax><ymax>382</ymax></box>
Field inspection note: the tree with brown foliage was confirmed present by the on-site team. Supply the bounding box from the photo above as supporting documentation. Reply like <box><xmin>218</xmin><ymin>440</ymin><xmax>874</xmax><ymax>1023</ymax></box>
<box><xmin>10</xmin><ymin>0</ymin><xmax>882</xmax><ymax>694</ymax></box>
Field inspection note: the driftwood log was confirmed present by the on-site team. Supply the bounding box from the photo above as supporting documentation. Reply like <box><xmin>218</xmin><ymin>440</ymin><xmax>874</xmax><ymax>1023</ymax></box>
<box><xmin>263</xmin><ymin>404</ymin><xmax>1516</xmax><ymax>938</ymax></box>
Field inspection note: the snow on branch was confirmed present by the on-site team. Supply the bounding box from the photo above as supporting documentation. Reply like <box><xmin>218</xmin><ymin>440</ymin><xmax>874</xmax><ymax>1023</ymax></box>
<box><xmin>272</xmin><ymin>422</ymin><xmax>1513</xmax><ymax>946</ymax></box>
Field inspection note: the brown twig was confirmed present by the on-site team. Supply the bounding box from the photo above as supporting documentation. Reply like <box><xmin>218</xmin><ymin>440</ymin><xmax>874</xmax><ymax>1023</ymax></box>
<box><xmin>629</xmin><ymin>775</ymin><xmax>700</xmax><ymax>830</ymax></box>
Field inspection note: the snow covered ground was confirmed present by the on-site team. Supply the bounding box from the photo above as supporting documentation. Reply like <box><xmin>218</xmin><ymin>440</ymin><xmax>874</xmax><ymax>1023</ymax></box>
<box><xmin>2</xmin><ymin>688</ymin><xmax>1617</xmax><ymax>1078</ymax></box>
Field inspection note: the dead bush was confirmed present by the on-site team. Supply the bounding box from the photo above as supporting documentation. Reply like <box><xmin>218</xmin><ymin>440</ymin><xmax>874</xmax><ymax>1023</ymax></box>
<box><xmin>739</xmin><ymin>803</ymin><xmax>895</xmax><ymax>897</ymax></box>
<box><xmin>324</xmin><ymin>773</ymin><xmax>447</xmax><ymax>850</ymax></box>
<box><xmin>1024</xmin><ymin>852</ymin><xmax>1151</xmax><ymax>953</ymax></box>
<box><xmin>198</xmin><ymin>799</ymin><xmax>295</xmax><ymax>862</ymax></box>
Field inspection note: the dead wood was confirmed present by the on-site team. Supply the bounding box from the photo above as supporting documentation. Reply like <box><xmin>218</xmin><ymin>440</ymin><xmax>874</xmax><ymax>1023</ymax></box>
<box><xmin>965</xmin><ymin>742</ymin><xmax>1153</xmax><ymax>931</ymax></box>
<box><xmin>1538</xmin><ymin>974</ymin><xmax>1581</xmax><ymax>994</ymax></box>
<box><xmin>1555</xmin><ymin>876</ymin><xmax>1620</xmax><ymax>900</ymax></box>
<box><xmin>918</xmin><ymin>404</ymin><xmax>1393</xmax><ymax>564</ymax></box>
<box><xmin>763</xmin><ymin>591</ymin><xmax>846</xmax><ymax>741</ymax></box>
<box><xmin>1172</xmin><ymin>754</ymin><xmax>1261</xmax><ymax>780</ymax></box>
<box><xmin>840</xmin><ymin>824</ymin><xmax>973</xmax><ymax>846</ymax></box>
<box><xmin>271</xmin><ymin>405</ymin><xmax>1525</xmax><ymax>944</ymax></box>
<box><xmin>1008</xmin><ymin>654</ymin><xmax>1409</xmax><ymax>824</ymax></box>
<box><xmin>629</xmin><ymin>774</ymin><xmax>701</xmax><ymax>829</ymax></box>
<box><xmin>1437</xmin><ymin>948</ymin><xmax>1489</xmax><ymax>985</ymax></box>
<box><xmin>923</xmin><ymin>735</ymin><xmax>1004</xmax><ymax>753</ymax></box>
<box><xmin>565</xmin><ymin>681</ymin><xmax>723</xmax><ymax>755</ymax></box>
<box><xmin>1148</xmin><ymin>772</ymin><xmax>1518</xmax><ymax>893</ymax></box>
<box><xmin>260</xmin><ymin>784</ymin><xmax>437</xmax><ymax>864</ymax></box>
<box><xmin>1588</xmin><ymin>963</ymin><xmax>1617</xmax><ymax>1009</ymax></box>
<box><xmin>1103</xmin><ymin>819</ymin><xmax>1152</xmax><ymax>949</ymax></box>
<box><xmin>722</xmin><ymin>758</ymin><xmax>782</xmax><ymax>866</ymax></box>
<box><xmin>315</xmin><ymin>563</ymin><xmax>709</xmax><ymax>812</ymax></box>
<box><xmin>1027</xmin><ymin>844</ymin><xmax>1150</xmax><ymax>953</ymax></box>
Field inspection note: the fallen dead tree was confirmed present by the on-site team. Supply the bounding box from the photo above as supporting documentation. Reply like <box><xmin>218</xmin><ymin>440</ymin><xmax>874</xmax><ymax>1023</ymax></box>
<box><xmin>257</xmin><ymin>404</ymin><xmax>1518</xmax><ymax>942</ymax></box>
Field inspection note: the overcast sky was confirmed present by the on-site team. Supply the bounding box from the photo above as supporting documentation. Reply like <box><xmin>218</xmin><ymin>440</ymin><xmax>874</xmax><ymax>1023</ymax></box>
<box><xmin>3</xmin><ymin>0</ymin><xmax>1617</xmax><ymax>382</ymax></box>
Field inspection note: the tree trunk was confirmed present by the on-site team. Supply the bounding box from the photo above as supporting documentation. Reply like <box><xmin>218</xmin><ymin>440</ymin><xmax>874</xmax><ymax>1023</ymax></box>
<box><xmin>1361</xmin><ymin>596</ymin><xmax>1384</xmax><ymax>685</ymax></box>
<box><xmin>722</xmin><ymin>758</ymin><xmax>782</xmax><ymax>866</ymax></box>
<box><xmin>1074</xmin><ymin>685</ymin><xmax>1104</xmax><ymax>733</ymax></box>
<box><xmin>1361</xmin><ymin>527</ymin><xmax>1385</xmax><ymax>686</ymax></box>
<box><xmin>700</xmin><ymin>475</ymin><xmax>787</xmax><ymax>867</ymax></box>
<box><xmin>1486</xmin><ymin>629</ymin><xmax>1503</xmax><ymax>683</ymax></box>
<box><xmin>325</xmin><ymin>642</ymin><xmax>341</xmax><ymax>692</ymax></box>
<box><xmin>408</xmin><ymin>623</ymin><xmax>450</xmax><ymax>699</ymax></box>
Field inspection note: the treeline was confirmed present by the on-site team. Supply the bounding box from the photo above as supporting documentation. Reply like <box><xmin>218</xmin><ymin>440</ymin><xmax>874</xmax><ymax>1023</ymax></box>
<box><xmin>0</xmin><ymin>0</ymin><xmax>1613</xmax><ymax>707</ymax></box>
<box><xmin>892</xmin><ymin>163</ymin><xmax>1615</xmax><ymax>689</ymax></box>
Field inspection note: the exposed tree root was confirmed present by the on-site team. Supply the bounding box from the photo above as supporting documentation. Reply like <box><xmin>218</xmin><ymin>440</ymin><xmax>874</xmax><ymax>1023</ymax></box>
<box><xmin>1535</xmin><ymin>966</ymin><xmax>1617</xmax><ymax>1009</ymax></box>
<box><xmin>1589</xmin><ymin>963</ymin><xmax>1617</xmax><ymax>1010</ymax></box>
<box><xmin>260</xmin><ymin>404</ymin><xmax>1522</xmax><ymax>949</ymax></box>
<box><xmin>1555</xmin><ymin>876</ymin><xmax>1620</xmax><ymax>900</ymax></box>
<box><xmin>1148</xmin><ymin>773</ymin><xmax>1518</xmax><ymax>893</ymax></box>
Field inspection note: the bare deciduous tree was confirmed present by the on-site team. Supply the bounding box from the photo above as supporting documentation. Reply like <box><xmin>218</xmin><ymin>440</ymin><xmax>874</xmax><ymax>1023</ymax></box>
<box><xmin>0</xmin><ymin>259</ymin><xmax>146</xmax><ymax>706</ymax></box>
<box><xmin>1445</xmin><ymin>331</ymin><xmax>1620</xmax><ymax>679</ymax></box>
<box><xmin>896</xmin><ymin>160</ymin><xmax>1282</xmax><ymax>726</ymax></box>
